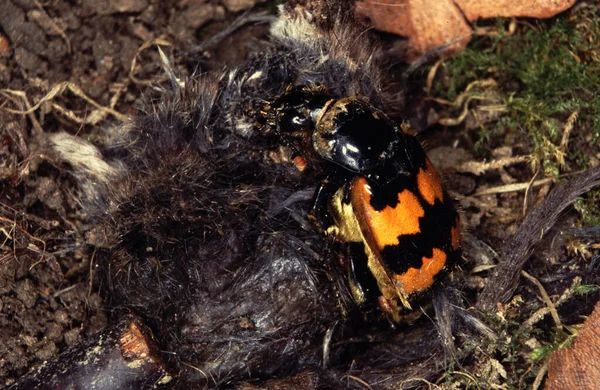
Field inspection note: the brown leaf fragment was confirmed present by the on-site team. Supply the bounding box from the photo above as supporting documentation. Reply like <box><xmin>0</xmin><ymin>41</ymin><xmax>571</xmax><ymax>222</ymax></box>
<box><xmin>355</xmin><ymin>0</ymin><xmax>577</xmax><ymax>59</ymax></box>
<box><xmin>546</xmin><ymin>301</ymin><xmax>600</xmax><ymax>390</ymax></box>
<box><xmin>455</xmin><ymin>0</ymin><xmax>577</xmax><ymax>20</ymax></box>
<box><xmin>406</xmin><ymin>0</ymin><xmax>472</xmax><ymax>57</ymax></box>
<box><xmin>355</xmin><ymin>0</ymin><xmax>473</xmax><ymax>59</ymax></box>
<box><xmin>355</xmin><ymin>0</ymin><xmax>412</xmax><ymax>36</ymax></box>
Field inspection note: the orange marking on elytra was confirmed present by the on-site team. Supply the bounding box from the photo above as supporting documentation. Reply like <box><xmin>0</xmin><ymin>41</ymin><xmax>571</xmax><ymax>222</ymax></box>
<box><xmin>394</xmin><ymin>248</ymin><xmax>447</xmax><ymax>295</ymax></box>
<box><xmin>451</xmin><ymin>216</ymin><xmax>460</xmax><ymax>250</ymax></box>
<box><xmin>417</xmin><ymin>158</ymin><xmax>444</xmax><ymax>206</ymax></box>
<box><xmin>351</xmin><ymin>176</ymin><xmax>424</xmax><ymax>251</ymax></box>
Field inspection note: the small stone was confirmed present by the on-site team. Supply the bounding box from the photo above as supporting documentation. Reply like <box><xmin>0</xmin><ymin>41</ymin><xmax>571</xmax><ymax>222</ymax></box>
<box><xmin>14</xmin><ymin>47</ymin><xmax>47</xmax><ymax>76</ymax></box>
<box><xmin>108</xmin><ymin>0</ymin><xmax>148</xmax><ymax>14</ymax></box>
<box><xmin>182</xmin><ymin>4</ymin><xmax>217</xmax><ymax>29</ymax></box>
<box><xmin>63</xmin><ymin>328</ymin><xmax>82</xmax><ymax>347</ymax></box>
<box><xmin>221</xmin><ymin>0</ymin><xmax>265</xmax><ymax>13</ymax></box>
<box><xmin>45</xmin><ymin>323</ymin><xmax>63</xmax><ymax>342</ymax></box>
<box><xmin>22</xmin><ymin>334</ymin><xmax>37</xmax><ymax>347</ymax></box>
<box><xmin>171</xmin><ymin>4</ymin><xmax>225</xmax><ymax>40</ymax></box>
<box><xmin>428</xmin><ymin>146</ymin><xmax>472</xmax><ymax>172</ymax></box>
<box><xmin>33</xmin><ymin>341</ymin><xmax>58</xmax><ymax>361</ymax></box>
<box><xmin>27</xmin><ymin>10</ymin><xmax>59</xmax><ymax>36</ymax></box>
<box><xmin>15</xmin><ymin>279</ymin><xmax>38</xmax><ymax>310</ymax></box>
<box><xmin>98</xmin><ymin>0</ymin><xmax>148</xmax><ymax>15</ymax></box>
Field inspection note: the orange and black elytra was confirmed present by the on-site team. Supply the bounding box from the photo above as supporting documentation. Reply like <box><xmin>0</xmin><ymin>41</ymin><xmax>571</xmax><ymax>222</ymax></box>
<box><xmin>265</xmin><ymin>86</ymin><xmax>461</xmax><ymax>322</ymax></box>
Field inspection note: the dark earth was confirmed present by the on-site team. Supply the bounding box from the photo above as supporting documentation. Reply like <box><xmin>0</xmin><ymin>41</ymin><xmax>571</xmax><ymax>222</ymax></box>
<box><xmin>1</xmin><ymin>0</ymin><xmax>599</xmax><ymax>388</ymax></box>
<box><xmin>0</xmin><ymin>0</ymin><xmax>275</xmax><ymax>384</ymax></box>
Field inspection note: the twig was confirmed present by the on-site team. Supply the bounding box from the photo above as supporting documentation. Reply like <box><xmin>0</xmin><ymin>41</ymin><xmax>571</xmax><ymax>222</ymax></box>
<box><xmin>0</xmin><ymin>89</ymin><xmax>45</xmax><ymax>136</ymax></box>
<box><xmin>129</xmin><ymin>36</ymin><xmax>173</xmax><ymax>86</ymax></box>
<box><xmin>477</xmin><ymin>166</ymin><xmax>600</xmax><ymax>310</ymax></box>
<box><xmin>1</xmin><ymin>83</ymin><xmax>127</xmax><ymax>123</ymax></box>
<box><xmin>523</xmin><ymin>168</ymin><xmax>540</xmax><ymax>216</ymax></box>
<box><xmin>34</xmin><ymin>0</ymin><xmax>71</xmax><ymax>53</ymax></box>
<box><xmin>429</xmin><ymin>79</ymin><xmax>498</xmax><ymax>107</ymax></box>
<box><xmin>532</xmin><ymin>360</ymin><xmax>549</xmax><ymax>390</ymax></box>
<box><xmin>473</xmin><ymin>178</ymin><xmax>554</xmax><ymax>196</ymax></box>
<box><xmin>557</xmin><ymin>110</ymin><xmax>579</xmax><ymax>167</ymax></box>
<box><xmin>521</xmin><ymin>277</ymin><xmax>580</xmax><ymax>330</ymax></box>
<box><xmin>456</xmin><ymin>155</ymin><xmax>531</xmax><ymax>175</ymax></box>
<box><xmin>521</xmin><ymin>270</ymin><xmax>563</xmax><ymax>330</ymax></box>
<box><xmin>425</xmin><ymin>58</ymin><xmax>443</xmax><ymax>96</ymax></box>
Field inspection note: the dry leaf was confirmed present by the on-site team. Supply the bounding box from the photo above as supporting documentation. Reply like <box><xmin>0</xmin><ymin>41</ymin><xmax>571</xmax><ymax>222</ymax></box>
<box><xmin>546</xmin><ymin>301</ymin><xmax>600</xmax><ymax>390</ymax></box>
<box><xmin>455</xmin><ymin>0</ymin><xmax>577</xmax><ymax>20</ymax></box>
<box><xmin>355</xmin><ymin>0</ymin><xmax>577</xmax><ymax>60</ymax></box>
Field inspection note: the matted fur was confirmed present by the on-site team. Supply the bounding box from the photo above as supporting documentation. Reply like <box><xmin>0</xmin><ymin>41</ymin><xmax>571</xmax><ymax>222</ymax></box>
<box><xmin>42</xmin><ymin>1</ymin><xmax>600</xmax><ymax>389</ymax></box>
<box><xmin>50</xmin><ymin>1</ymin><xmax>456</xmax><ymax>388</ymax></box>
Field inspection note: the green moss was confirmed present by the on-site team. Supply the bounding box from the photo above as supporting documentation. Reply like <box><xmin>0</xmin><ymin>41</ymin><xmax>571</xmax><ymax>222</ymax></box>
<box><xmin>431</xmin><ymin>7</ymin><xmax>600</xmax><ymax>174</ymax></box>
<box><xmin>530</xmin><ymin>326</ymin><xmax>577</xmax><ymax>363</ymax></box>
<box><xmin>429</xmin><ymin>5</ymin><xmax>600</xmax><ymax>224</ymax></box>
<box><xmin>574</xmin><ymin>190</ymin><xmax>600</xmax><ymax>226</ymax></box>
<box><xmin>573</xmin><ymin>284</ymin><xmax>600</xmax><ymax>295</ymax></box>
<box><xmin>426</xmin><ymin>10</ymin><xmax>600</xmax><ymax>382</ymax></box>
<box><xmin>530</xmin><ymin>285</ymin><xmax>599</xmax><ymax>363</ymax></box>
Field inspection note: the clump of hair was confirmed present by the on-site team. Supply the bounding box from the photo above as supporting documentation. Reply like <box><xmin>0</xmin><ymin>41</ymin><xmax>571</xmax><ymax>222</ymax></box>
<box><xmin>47</xmin><ymin>1</ymin><xmax>459</xmax><ymax>388</ymax></box>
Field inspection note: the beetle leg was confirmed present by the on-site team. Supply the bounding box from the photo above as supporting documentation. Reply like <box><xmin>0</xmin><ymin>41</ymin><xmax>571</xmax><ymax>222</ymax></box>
<box><xmin>346</xmin><ymin>241</ymin><xmax>381</xmax><ymax>308</ymax></box>
<box><xmin>310</xmin><ymin>174</ymin><xmax>345</xmax><ymax>232</ymax></box>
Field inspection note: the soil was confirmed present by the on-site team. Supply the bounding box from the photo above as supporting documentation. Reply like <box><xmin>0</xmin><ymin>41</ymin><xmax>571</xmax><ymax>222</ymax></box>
<box><xmin>0</xmin><ymin>0</ymin><xmax>271</xmax><ymax>385</ymax></box>
<box><xmin>1</xmin><ymin>0</ymin><xmax>599</xmax><ymax>388</ymax></box>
